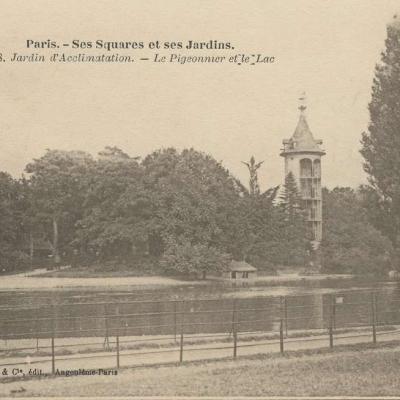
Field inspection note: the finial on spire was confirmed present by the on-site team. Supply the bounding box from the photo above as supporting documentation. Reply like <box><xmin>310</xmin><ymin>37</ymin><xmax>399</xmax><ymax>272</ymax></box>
<box><xmin>298</xmin><ymin>91</ymin><xmax>307</xmax><ymax>112</ymax></box>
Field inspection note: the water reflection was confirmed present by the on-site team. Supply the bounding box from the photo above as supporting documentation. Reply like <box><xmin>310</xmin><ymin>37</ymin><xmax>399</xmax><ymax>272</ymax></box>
<box><xmin>0</xmin><ymin>278</ymin><xmax>399</xmax><ymax>339</ymax></box>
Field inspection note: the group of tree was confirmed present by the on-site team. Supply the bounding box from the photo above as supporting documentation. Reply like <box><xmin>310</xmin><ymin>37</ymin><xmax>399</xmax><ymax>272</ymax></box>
<box><xmin>0</xmin><ymin>144</ymin><xmax>396</xmax><ymax>277</ymax></box>
<box><xmin>0</xmin><ymin>147</ymin><xmax>311</xmax><ymax>277</ymax></box>
<box><xmin>0</xmin><ymin>143</ymin><xmax>392</xmax><ymax>277</ymax></box>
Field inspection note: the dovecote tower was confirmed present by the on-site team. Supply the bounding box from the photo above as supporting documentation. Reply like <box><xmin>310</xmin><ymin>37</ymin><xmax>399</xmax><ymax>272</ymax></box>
<box><xmin>280</xmin><ymin>95</ymin><xmax>325</xmax><ymax>249</ymax></box>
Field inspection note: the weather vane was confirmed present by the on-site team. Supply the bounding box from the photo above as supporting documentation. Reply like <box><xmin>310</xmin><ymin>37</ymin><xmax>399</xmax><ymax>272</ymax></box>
<box><xmin>298</xmin><ymin>91</ymin><xmax>307</xmax><ymax>112</ymax></box>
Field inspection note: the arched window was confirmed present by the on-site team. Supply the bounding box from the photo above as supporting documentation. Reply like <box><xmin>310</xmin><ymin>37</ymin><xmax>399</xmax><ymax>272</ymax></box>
<box><xmin>313</xmin><ymin>159</ymin><xmax>321</xmax><ymax>177</ymax></box>
<box><xmin>300</xmin><ymin>158</ymin><xmax>312</xmax><ymax>177</ymax></box>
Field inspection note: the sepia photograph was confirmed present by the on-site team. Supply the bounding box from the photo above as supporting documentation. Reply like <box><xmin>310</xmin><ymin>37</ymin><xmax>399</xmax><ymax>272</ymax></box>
<box><xmin>0</xmin><ymin>0</ymin><xmax>400</xmax><ymax>398</ymax></box>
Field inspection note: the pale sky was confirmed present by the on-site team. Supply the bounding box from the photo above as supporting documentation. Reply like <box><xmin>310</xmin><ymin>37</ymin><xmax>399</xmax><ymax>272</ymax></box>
<box><xmin>0</xmin><ymin>0</ymin><xmax>398</xmax><ymax>190</ymax></box>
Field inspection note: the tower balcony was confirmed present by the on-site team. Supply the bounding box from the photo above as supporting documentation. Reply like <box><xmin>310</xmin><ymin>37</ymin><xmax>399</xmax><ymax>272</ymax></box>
<box><xmin>280</xmin><ymin>147</ymin><xmax>326</xmax><ymax>157</ymax></box>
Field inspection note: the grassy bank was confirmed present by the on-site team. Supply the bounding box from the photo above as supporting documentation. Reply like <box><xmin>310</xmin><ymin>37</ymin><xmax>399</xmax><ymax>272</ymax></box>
<box><xmin>2</xmin><ymin>342</ymin><xmax>400</xmax><ymax>397</ymax></box>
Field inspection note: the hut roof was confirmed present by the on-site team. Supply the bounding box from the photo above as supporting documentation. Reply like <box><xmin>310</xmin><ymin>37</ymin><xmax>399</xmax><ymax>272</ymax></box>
<box><xmin>229</xmin><ymin>260</ymin><xmax>257</xmax><ymax>272</ymax></box>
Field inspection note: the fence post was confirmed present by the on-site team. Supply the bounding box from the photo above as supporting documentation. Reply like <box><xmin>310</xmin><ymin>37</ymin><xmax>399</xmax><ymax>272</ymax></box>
<box><xmin>179</xmin><ymin>301</ymin><xmax>185</xmax><ymax>363</ymax></box>
<box><xmin>279</xmin><ymin>297</ymin><xmax>285</xmax><ymax>353</ymax></box>
<box><xmin>371</xmin><ymin>292</ymin><xmax>377</xmax><ymax>344</ymax></box>
<box><xmin>51</xmin><ymin>334</ymin><xmax>55</xmax><ymax>374</ymax></box>
<box><xmin>116</xmin><ymin>305</ymin><xmax>120</xmax><ymax>368</ymax></box>
<box><xmin>328</xmin><ymin>295</ymin><xmax>334</xmax><ymax>349</ymax></box>
<box><xmin>116</xmin><ymin>334</ymin><xmax>120</xmax><ymax>368</ymax></box>
<box><xmin>231</xmin><ymin>299</ymin><xmax>237</xmax><ymax>335</ymax></box>
<box><xmin>329</xmin><ymin>312</ymin><xmax>334</xmax><ymax>349</ymax></box>
<box><xmin>284</xmin><ymin>296</ymin><xmax>288</xmax><ymax>338</ymax></box>
<box><xmin>36</xmin><ymin>319</ymin><xmax>39</xmax><ymax>352</ymax></box>
<box><xmin>51</xmin><ymin>305</ymin><xmax>56</xmax><ymax>374</ymax></box>
<box><xmin>104</xmin><ymin>304</ymin><xmax>110</xmax><ymax>350</ymax></box>
<box><xmin>279</xmin><ymin>296</ymin><xmax>288</xmax><ymax>337</ymax></box>
<box><xmin>174</xmin><ymin>301</ymin><xmax>177</xmax><ymax>342</ymax></box>
<box><xmin>331</xmin><ymin>295</ymin><xmax>336</xmax><ymax>330</ymax></box>
<box><xmin>232</xmin><ymin>299</ymin><xmax>237</xmax><ymax>358</ymax></box>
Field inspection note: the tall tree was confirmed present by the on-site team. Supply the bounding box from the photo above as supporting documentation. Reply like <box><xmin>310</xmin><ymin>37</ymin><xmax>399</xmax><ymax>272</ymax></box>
<box><xmin>141</xmin><ymin>148</ymin><xmax>243</xmax><ymax>257</ymax></box>
<box><xmin>0</xmin><ymin>173</ymin><xmax>29</xmax><ymax>272</ymax></box>
<box><xmin>25</xmin><ymin>149</ymin><xmax>93</xmax><ymax>265</ymax></box>
<box><xmin>280</xmin><ymin>172</ymin><xmax>303</xmax><ymax>223</ymax></box>
<box><xmin>242</xmin><ymin>156</ymin><xmax>264</xmax><ymax>196</ymax></box>
<box><xmin>322</xmin><ymin>187</ymin><xmax>393</xmax><ymax>274</ymax></box>
<box><xmin>360</xmin><ymin>17</ymin><xmax>400</xmax><ymax>261</ymax></box>
<box><xmin>74</xmin><ymin>147</ymin><xmax>144</xmax><ymax>261</ymax></box>
<box><xmin>234</xmin><ymin>157</ymin><xmax>280</xmax><ymax>265</ymax></box>
<box><xmin>277</xmin><ymin>172</ymin><xmax>308</xmax><ymax>265</ymax></box>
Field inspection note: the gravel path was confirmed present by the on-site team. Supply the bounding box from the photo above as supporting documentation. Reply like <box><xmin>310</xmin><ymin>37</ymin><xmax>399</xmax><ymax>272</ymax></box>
<box><xmin>1</xmin><ymin>328</ymin><xmax>399</xmax><ymax>380</ymax></box>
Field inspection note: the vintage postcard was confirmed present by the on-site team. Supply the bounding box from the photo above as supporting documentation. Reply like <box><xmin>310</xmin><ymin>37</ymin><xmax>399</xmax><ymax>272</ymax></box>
<box><xmin>0</xmin><ymin>0</ymin><xmax>399</xmax><ymax>398</ymax></box>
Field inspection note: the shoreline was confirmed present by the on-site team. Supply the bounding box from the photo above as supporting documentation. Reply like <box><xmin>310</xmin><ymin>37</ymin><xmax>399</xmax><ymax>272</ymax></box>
<box><xmin>0</xmin><ymin>269</ymin><xmax>357</xmax><ymax>292</ymax></box>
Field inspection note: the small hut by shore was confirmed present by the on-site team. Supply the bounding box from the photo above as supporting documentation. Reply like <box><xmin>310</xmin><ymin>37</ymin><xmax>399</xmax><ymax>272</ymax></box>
<box><xmin>225</xmin><ymin>260</ymin><xmax>257</xmax><ymax>279</ymax></box>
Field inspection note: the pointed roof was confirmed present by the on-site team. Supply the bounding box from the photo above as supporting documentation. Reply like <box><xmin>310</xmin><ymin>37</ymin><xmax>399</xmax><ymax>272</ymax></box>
<box><xmin>280</xmin><ymin>98</ymin><xmax>325</xmax><ymax>157</ymax></box>
<box><xmin>291</xmin><ymin>111</ymin><xmax>320</xmax><ymax>151</ymax></box>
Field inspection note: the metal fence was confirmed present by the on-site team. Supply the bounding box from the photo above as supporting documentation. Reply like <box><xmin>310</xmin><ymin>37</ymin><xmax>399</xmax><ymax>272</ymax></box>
<box><xmin>1</xmin><ymin>288</ymin><xmax>400</xmax><ymax>376</ymax></box>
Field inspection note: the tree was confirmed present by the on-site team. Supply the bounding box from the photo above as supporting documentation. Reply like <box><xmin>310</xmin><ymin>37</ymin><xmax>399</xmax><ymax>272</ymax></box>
<box><xmin>25</xmin><ymin>149</ymin><xmax>94</xmax><ymax>265</ymax></box>
<box><xmin>141</xmin><ymin>148</ymin><xmax>243</xmax><ymax>257</ymax></box>
<box><xmin>241</xmin><ymin>156</ymin><xmax>264</xmax><ymax>196</ymax></box>
<box><xmin>74</xmin><ymin>147</ymin><xmax>144</xmax><ymax>261</ymax></box>
<box><xmin>360</xmin><ymin>17</ymin><xmax>400</xmax><ymax>263</ymax></box>
<box><xmin>322</xmin><ymin>187</ymin><xmax>393</xmax><ymax>274</ymax></box>
<box><xmin>0</xmin><ymin>172</ymin><xmax>29</xmax><ymax>272</ymax></box>
<box><xmin>277</xmin><ymin>172</ymin><xmax>308</xmax><ymax>265</ymax></box>
<box><xmin>15</xmin><ymin>176</ymin><xmax>39</xmax><ymax>266</ymax></box>
<box><xmin>217</xmin><ymin>155</ymin><xmax>280</xmax><ymax>268</ymax></box>
<box><xmin>279</xmin><ymin>172</ymin><xmax>303</xmax><ymax>223</ymax></box>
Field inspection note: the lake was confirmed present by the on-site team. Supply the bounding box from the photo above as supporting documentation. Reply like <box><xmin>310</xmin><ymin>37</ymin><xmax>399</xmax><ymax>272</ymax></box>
<box><xmin>1</xmin><ymin>276</ymin><xmax>399</xmax><ymax>340</ymax></box>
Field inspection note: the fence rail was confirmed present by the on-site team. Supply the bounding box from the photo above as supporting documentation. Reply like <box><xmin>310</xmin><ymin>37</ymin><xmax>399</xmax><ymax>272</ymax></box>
<box><xmin>1</xmin><ymin>288</ymin><xmax>400</xmax><ymax>376</ymax></box>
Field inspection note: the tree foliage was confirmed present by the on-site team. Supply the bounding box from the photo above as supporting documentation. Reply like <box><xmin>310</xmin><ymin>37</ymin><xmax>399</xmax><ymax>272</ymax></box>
<box><xmin>2</xmin><ymin>143</ymin><xmax>392</xmax><ymax>277</ymax></box>
<box><xmin>276</xmin><ymin>172</ymin><xmax>308</xmax><ymax>266</ymax></box>
<box><xmin>322</xmin><ymin>187</ymin><xmax>393</xmax><ymax>274</ymax></box>
<box><xmin>360</xmin><ymin>19</ymin><xmax>400</xmax><ymax>259</ymax></box>
<box><xmin>19</xmin><ymin>146</ymin><xmax>311</xmax><ymax>274</ymax></box>
<box><xmin>74</xmin><ymin>147</ymin><xmax>143</xmax><ymax>261</ymax></box>
<box><xmin>241</xmin><ymin>156</ymin><xmax>264</xmax><ymax>196</ymax></box>
<box><xmin>0</xmin><ymin>173</ymin><xmax>29</xmax><ymax>272</ymax></box>
<box><xmin>25</xmin><ymin>149</ymin><xmax>94</xmax><ymax>263</ymax></box>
